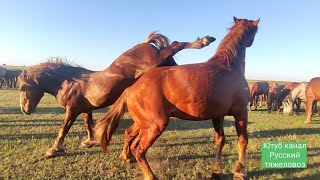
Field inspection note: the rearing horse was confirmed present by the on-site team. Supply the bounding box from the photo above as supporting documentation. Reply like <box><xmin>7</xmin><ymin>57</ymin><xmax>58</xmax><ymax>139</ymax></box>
<box><xmin>18</xmin><ymin>33</ymin><xmax>215</xmax><ymax>158</ymax></box>
<box><xmin>95</xmin><ymin>17</ymin><xmax>259</xmax><ymax>180</ymax></box>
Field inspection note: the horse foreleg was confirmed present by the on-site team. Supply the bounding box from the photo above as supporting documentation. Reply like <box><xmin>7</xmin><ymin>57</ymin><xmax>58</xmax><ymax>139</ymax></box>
<box><xmin>160</xmin><ymin>35</ymin><xmax>215</xmax><ymax>60</ymax></box>
<box><xmin>295</xmin><ymin>99</ymin><xmax>301</xmax><ymax>115</ymax></box>
<box><xmin>45</xmin><ymin>110</ymin><xmax>78</xmax><ymax>158</ymax></box>
<box><xmin>80</xmin><ymin>112</ymin><xmax>98</xmax><ymax>148</ymax></box>
<box><xmin>211</xmin><ymin>118</ymin><xmax>225</xmax><ymax>178</ymax></box>
<box><xmin>233</xmin><ymin>112</ymin><xmax>248</xmax><ymax>179</ymax></box>
<box><xmin>120</xmin><ymin>123</ymin><xmax>140</xmax><ymax>162</ymax></box>
<box><xmin>4</xmin><ymin>78</ymin><xmax>9</xmax><ymax>89</ymax></box>
<box><xmin>258</xmin><ymin>95</ymin><xmax>263</xmax><ymax>107</ymax></box>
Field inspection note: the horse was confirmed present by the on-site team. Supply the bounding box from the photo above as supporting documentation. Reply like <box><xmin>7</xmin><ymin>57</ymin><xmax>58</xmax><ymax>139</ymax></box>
<box><xmin>18</xmin><ymin>33</ymin><xmax>216</xmax><ymax>158</ymax></box>
<box><xmin>267</xmin><ymin>83</ymin><xmax>286</xmax><ymax>113</ymax></box>
<box><xmin>95</xmin><ymin>17</ymin><xmax>259</xmax><ymax>180</ymax></box>
<box><xmin>282</xmin><ymin>82</ymin><xmax>319</xmax><ymax>115</ymax></box>
<box><xmin>249</xmin><ymin>81</ymin><xmax>269</xmax><ymax>110</ymax></box>
<box><xmin>304</xmin><ymin>77</ymin><xmax>320</xmax><ymax>123</ymax></box>
<box><xmin>0</xmin><ymin>67</ymin><xmax>6</xmax><ymax>88</ymax></box>
<box><xmin>276</xmin><ymin>82</ymin><xmax>299</xmax><ymax>110</ymax></box>
<box><xmin>0</xmin><ymin>68</ymin><xmax>22</xmax><ymax>89</ymax></box>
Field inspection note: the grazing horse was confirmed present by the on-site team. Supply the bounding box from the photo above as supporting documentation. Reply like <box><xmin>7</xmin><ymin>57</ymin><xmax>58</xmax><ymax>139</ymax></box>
<box><xmin>267</xmin><ymin>83</ymin><xmax>285</xmax><ymax>113</ymax></box>
<box><xmin>18</xmin><ymin>33</ymin><xmax>215</xmax><ymax>158</ymax></box>
<box><xmin>95</xmin><ymin>17</ymin><xmax>259</xmax><ymax>180</ymax></box>
<box><xmin>305</xmin><ymin>77</ymin><xmax>320</xmax><ymax>123</ymax></box>
<box><xmin>249</xmin><ymin>81</ymin><xmax>269</xmax><ymax>110</ymax></box>
<box><xmin>277</xmin><ymin>82</ymin><xmax>300</xmax><ymax>110</ymax></box>
<box><xmin>282</xmin><ymin>82</ymin><xmax>318</xmax><ymax>115</ymax></box>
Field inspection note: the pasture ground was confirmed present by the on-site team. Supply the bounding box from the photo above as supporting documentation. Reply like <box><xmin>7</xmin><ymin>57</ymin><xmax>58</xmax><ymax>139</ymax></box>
<box><xmin>0</xmin><ymin>88</ymin><xmax>319</xmax><ymax>179</ymax></box>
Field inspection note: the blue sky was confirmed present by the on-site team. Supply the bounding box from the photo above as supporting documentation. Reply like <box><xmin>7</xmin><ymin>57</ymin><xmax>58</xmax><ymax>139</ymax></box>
<box><xmin>0</xmin><ymin>1</ymin><xmax>319</xmax><ymax>81</ymax></box>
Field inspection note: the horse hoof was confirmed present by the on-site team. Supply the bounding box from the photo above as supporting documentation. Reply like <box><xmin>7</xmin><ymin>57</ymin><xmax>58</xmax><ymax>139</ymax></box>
<box><xmin>233</xmin><ymin>174</ymin><xmax>245</xmax><ymax>180</ymax></box>
<box><xmin>210</xmin><ymin>172</ymin><xmax>222</xmax><ymax>180</ymax></box>
<box><xmin>80</xmin><ymin>140</ymin><xmax>99</xmax><ymax>148</ymax></box>
<box><xmin>304</xmin><ymin>121</ymin><xmax>311</xmax><ymax>124</ymax></box>
<box><xmin>233</xmin><ymin>162</ymin><xmax>247</xmax><ymax>180</ymax></box>
<box><xmin>44</xmin><ymin>148</ymin><xmax>65</xmax><ymax>158</ymax></box>
<box><xmin>119</xmin><ymin>153</ymin><xmax>136</xmax><ymax>163</ymax></box>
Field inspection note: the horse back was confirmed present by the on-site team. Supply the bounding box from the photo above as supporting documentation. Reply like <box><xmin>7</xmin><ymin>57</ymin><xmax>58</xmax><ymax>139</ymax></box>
<box><xmin>306</xmin><ymin>77</ymin><xmax>320</xmax><ymax>100</ymax></box>
<box><xmin>129</xmin><ymin>64</ymin><xmax>249</xmax><ymax>119</ymax></box>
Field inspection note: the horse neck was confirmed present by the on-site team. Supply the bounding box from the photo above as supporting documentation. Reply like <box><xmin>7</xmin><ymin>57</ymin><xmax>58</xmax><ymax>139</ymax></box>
<box><xmin>37</xmin><ymin>76</ymin><xmax>65</xmax><ymax>96</ymax></box>
<box><xmin>208</xmin><ymin>31</ymin><xmax>247</xmax><ymax>75</ymax></box>
<box><xmin>297</xmin><ymin>84</ymin><xmax>307</xmax><ymax>101</ymax></box>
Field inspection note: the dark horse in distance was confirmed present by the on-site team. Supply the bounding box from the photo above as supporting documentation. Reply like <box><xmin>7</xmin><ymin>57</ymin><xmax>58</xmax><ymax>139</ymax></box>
<box><xmin>18</xmin><ymin>33</ymin><xmax>215</xmax><ymax>158</ymax></box>
<box><xmin>95</xmin><ymin>17</ymin><xmax>259</xmax><ymax>180</ymax></box>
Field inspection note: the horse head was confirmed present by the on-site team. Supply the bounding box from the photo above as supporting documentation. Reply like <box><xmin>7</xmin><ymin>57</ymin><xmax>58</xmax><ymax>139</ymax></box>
<box><xmin>18</xmin><ymin>70</ymin><xmax>44</xmax><ymax>115</ymax></box>
<box><xmin>233</xmin><ymin>16</ymin><xmax>259</xmax><ymax>47</ymax></box>
<box><xmin>282</xmin><ymin>96</ymin><xmax>293</xmax><ymax>115</ymax></box>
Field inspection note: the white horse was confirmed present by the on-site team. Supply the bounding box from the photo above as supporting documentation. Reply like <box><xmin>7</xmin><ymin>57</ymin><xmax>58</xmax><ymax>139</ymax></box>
<box><xmin>283</xmin><ymin>82</ymin><xmax>318</xmax><ymax>115</ymax></box>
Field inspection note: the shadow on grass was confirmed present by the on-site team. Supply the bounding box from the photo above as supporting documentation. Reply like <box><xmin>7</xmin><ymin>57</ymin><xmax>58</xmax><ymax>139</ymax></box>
<box><xmin>0</xmin><ymin>107</ymin><xmax>22</xmax><ymax>114</ymax></box>
<box><xmin>0</xmin><ymin>131</ymin><xmax>86</xmax><ymax>141</ymax></box>
<box><xmin>251</xmin><ymin>127</ymin><xmax>320</xmax><ymax>138</ymax></box>
<box><xmin>0</xmin><ymin>106</ymin><xmax>110</xmax><ymax>115</ymax></box>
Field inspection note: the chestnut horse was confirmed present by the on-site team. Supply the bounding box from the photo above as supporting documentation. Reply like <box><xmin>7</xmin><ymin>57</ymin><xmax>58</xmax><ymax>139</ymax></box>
<box><xmin>18</xmin><ymin>33</ymin><xmax>215</xmax><ymax>158</ymax></box>
<box><xmin>267</xmin><ymin>83</ymin><xmax>285</xmax><ymax>113</ymax></box>
<box><xmin>305</xmin><ymin>77</ymin><xmax>320</xmax><ymax>123</ymax></box>
<box><xmin>95</xmin><ymin>17</ymin><xmax>259</xmax><ymax>179</ymax></box>
<box><xmin>249</xmin><ymin>81</ymin><xmax>269</xmax><ymax>110</ymax></box>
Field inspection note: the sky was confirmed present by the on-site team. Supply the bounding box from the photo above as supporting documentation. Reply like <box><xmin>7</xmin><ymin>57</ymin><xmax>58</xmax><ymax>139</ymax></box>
<box><xmin>0</xmin><ymin>1</ymin><xmax>319</xmax><ymax>82</ymax></box>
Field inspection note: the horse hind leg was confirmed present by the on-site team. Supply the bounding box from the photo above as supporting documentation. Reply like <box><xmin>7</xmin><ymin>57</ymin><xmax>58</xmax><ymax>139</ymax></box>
<box><xmin>130</xmin><ymin>116</ymin><xmax>169</xmax><ymax>180</ymax></box>
<box><xmin>80</xmin><ymin>112</ymin><xmax>98</xmax><ymax>148</ymax></box>
<box><xmin>233</xmin><ymin>111</ymin><xmax>248</xmax><ymax>180</ymax></box>
<box><xmin>211</xmin><ymin>117</ymin><xmax>225</xmax><ymax>179</ymax></box>
<box><xmin>305</xmin><ymin>100</ymin><xmax>314</xmax><ymax>124</ymax></box>
<box><xmin>120</xmin><ymin>123</ymin><xmax>140</xmax><ymax>162</ymax></box>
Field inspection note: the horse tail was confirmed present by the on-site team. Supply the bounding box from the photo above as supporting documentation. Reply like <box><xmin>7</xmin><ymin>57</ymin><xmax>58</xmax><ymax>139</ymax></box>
<box><xmin>94</xmin><ymin>88</ymin><xmax>130</xmax><ymax>152</ymax></box>
<box><xmin>142</xmin><ymin>32</ymin><xmax>170</xmax><ymax>50</ymax></box>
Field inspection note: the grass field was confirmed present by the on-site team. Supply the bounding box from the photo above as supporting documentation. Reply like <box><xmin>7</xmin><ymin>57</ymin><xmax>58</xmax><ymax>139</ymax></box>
<box><xmin>1</xmin><ymin>87</ymin><xmax>320</xmax><ymax>179</ymax></box>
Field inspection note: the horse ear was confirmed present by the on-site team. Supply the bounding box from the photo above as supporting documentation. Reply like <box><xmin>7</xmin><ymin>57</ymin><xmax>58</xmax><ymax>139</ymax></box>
<box><xmin>233</xmin><ymin>16</ymin><xmax>238</xmax><ymax>22</ymax></box>
<box><xmin>252</xmin><ymin>18</ymin><xmax>260</xmax><ymax>26</ymax></box>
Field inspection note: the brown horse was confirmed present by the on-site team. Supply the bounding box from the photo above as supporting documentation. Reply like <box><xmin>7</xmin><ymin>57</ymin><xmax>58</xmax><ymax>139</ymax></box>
<box><xmin>18</xmin><ymin>33</ymin><xmax>215</xmax><ymax>158</ymax></box>
<box><xmin>267</xmin><ymin>83</ymin><xmax>286</xmax><ymax>113</ymax></box>
<box><xmin>249</xmin><ymin>81</ymin><xmax>269</xmax><ymax>110</ymax></box>
<box><xmin>305</xmin><ymin>77</ymin><xmax>320</xmax><ymax>123</ymax></box>
<box><xmin>95</xmin><ymin>17</ymin><xmax>259</xmax><ymax>180</ymax></box>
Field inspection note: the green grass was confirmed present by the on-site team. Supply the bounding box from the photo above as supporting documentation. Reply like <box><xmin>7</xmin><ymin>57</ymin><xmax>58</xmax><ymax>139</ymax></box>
<box><xmin>1</xmin><ymin>88</ymin><xmax>319</xmax><ymax>179</ymax></box>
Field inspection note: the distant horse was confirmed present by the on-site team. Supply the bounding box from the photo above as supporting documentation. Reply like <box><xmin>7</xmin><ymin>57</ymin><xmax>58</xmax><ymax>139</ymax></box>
<box><xmin>282</xmin><ymin>82</ymin><xmax>318</xmax><ymax>115</ymax></box>
<box><xmin>18</xmin><ymin>33</ymin><xmax>215</xmax><ymax>158</ymax></box>
<box><xmin>0</xmin><ymin>68</ymin><xmax>22</xmax><ymax>89</ymax></box>
<box><xmin>305</xmin><ymin>77</ymin><xmax>320</xmax><ymax>123</ymax></box>
<box><xmin>95</xmin><ymin>17</ymin><xmax>259</xmax><ymax>180</ymax></box>
<box><xmin>268</xmin><ymin>83</ymin><xmax>285</xmax><ymax>113</ymax></box>
<box><xmin>277</xmin><ymin>82</ymin><xmax>299</xmax><ymax>110</ymax></box>
<box><xmin>249</xmin><ymin>81</ymin><xmax>269</xmax><ymax>110</ymax></box>
<box><xmin>0</xmin><ymin>67</ymin><xmax>6</xmax><ymax>88</ymax></box>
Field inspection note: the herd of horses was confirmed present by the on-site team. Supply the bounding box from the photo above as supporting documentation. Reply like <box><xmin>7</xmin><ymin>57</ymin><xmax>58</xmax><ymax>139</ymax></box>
<box><xmin>0</xmin><ymin>67</ymin><xmax>21</xmax><ymax>89</ymax></box>
<box><xmin>5</xmin><ymin>17</ymin><xmax>313</xmax><ymax>179</ymax></box>
<box><xmin>249</xmin><ymin>80</ymin><xmax>320</xmax><ymax>123</ymax></box>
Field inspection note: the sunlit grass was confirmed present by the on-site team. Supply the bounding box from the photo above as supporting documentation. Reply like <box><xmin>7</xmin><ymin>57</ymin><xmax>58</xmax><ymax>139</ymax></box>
<box><xmin>0</xmin><ymin>88</ymin><xmax>319</xmax><ymax>179</ymax></box>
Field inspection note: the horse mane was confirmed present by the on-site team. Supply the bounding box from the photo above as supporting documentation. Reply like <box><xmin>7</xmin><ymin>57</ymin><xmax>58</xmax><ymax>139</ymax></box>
<box><xmin>19</xmin><ymin>57</ymin><xmax>93</xmax><ymax>85</ymax></box>
<box><xmin>142</xmin><ymin>32</ymin><xmax>170</xmax><ymax>50</ymax></box>
<box><xmin>209</xmin><ymin>20</ymin><xmax>258</xmax><ymax>69</ymax></box>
